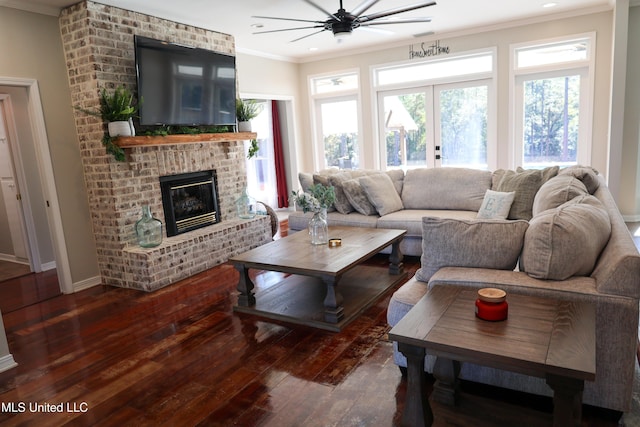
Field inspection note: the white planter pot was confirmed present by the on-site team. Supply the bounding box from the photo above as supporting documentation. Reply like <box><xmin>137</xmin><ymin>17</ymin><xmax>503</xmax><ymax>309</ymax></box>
<box><xmin>108</xmin><ymin>119</ymin><xmax>135</xmax><ymax>137</ymax></box>
<box><xmin>238</xmin><ymin>121</ymin><xmax>252</xmax><ymax>132</ymax></box>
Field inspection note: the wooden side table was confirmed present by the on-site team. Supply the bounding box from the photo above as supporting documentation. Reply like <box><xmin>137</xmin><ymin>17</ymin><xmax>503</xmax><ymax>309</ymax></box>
<box><xmin>389</xmin><ymin>286</ymin><xmax>596</xmax><ymax>427</ymax></box>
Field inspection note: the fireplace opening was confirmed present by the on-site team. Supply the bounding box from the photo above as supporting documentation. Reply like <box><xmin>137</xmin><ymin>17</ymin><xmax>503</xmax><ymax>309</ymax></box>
<box><xmin>159</xmin><ymin>170</ymin><xmax>221</xmax><ymax>237</ymax></box>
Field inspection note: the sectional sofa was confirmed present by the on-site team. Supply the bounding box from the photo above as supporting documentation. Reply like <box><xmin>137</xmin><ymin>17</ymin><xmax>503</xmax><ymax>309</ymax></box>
<box><xmin>289</xmin><ymin>166</ymin><xmax>640</xmax><ymax>412</ymax></box>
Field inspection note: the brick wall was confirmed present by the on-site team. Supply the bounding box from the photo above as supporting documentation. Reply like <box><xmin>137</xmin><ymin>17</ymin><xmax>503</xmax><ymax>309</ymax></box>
<box><xmin>59</xmin><ymin>1</ymin><xmax>270</xmax><ymax>291</ymax></box>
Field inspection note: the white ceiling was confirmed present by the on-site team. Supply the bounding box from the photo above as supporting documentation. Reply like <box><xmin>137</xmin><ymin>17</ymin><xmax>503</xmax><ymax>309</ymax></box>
<box><xmin>2</xmin><ymin>0</ymin><xmax>617</xmax><ymax>61</ymax></box>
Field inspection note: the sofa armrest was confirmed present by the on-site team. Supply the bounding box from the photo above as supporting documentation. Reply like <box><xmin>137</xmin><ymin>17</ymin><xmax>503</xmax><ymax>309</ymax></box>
<box><xmin>428</xmin><ymin>267</ymin><xmax>600</xmax><ymax>302</ymax></box>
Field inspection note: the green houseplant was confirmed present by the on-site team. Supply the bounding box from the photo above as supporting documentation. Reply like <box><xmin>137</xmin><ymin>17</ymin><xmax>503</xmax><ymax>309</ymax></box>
<box><xmin>76</xmin><ymin>86</ymin><xmax>139</xmax><ymax>127</ymax></box>
<box><xmin>75</xmin><ymin>86</ymin><xmax>140</xmax><ymax>161</ymax></box>
<box><xmin>236</xmin><ymin>98</ymin><xmax>262</xmax><ymax>132</ymax></box>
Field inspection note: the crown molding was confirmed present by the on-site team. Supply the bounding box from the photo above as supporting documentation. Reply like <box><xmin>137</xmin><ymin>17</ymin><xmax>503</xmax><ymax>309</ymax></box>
<box><xmin>0</xmin><ymin>0</ymin><xmax>61</xmax><ymax>16</ymax></box>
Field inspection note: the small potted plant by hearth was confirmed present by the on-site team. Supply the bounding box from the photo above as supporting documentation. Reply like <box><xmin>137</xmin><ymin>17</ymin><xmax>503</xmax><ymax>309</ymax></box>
<box><xmin>76</xmin><ymin>85</ymin><xmax>139</xmax><ymax>137</ymax></box>
<box><xmin>75</xmin><ymin>85</ymin><xmax>140</xmax><ymax>161</ymax></box>
<box><xmin>236</xmin><ymin>98</ymin><xmax>262</xmax><ymax>132</ymax></box>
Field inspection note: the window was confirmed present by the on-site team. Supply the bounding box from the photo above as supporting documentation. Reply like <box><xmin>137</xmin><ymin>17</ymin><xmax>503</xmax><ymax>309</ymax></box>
<box><xmin>310</xmin><ymin>71</ymin><xmax>361</xmax><ymax>170</ymax></box>
<box><xmin>245</xmin><ymin>100</ymin><xmax>277</xmax><ymax>208</ymax></box>
<box><xmin>374</xmin><ymin>50</ymin><xmax>495</xmax><ymax>170</ymax></box>
<box><xmin>512</xmin><ymin>35</ymin><xmax>594</xmax><ymax>168</ymax></box>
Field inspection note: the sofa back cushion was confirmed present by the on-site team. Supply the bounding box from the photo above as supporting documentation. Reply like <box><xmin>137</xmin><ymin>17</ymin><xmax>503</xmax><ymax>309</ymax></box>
<box><xmin>558</xmin><ymin>165</ymin><xmax>600</xmax><ymax>194</ymax></box>
<box><xmin>532</xmin><ymin>175</ymin><xmax>588</xmax><ymax>216</ymax></box>
<box><xmin>416</xmin><ymin>217</ymin><xmax>529</xmax><ymax>283</ymax></box>
<box><xmin>494</xmin><ymin>166</ymin><xmax>559</xmax><ymax>220</ymax></box>
<box><xmin>402</xmin><ymin>168</ymin><xmax>492</xmax><ymax>211</ymax></box>
<box><xmin>520</xmin><ymin>195</ymin><xmax>611</xmax><ymax>280</ymax></box>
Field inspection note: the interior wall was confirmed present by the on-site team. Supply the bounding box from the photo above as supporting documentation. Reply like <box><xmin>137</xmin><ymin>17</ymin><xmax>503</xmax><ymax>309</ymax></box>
<box><xmin>0</xmin><ymin>6</ymin><xmax>99</xmax><ymax>284</ymax></box>
<box><xmin>620</xmin><ymin>5</ymin><xmax>640</xmax><ymax>218</ymax></box>
<box><xmin>235</xmin><ymin>53</ymin><xmax>301</xmax><ymax>203</ymax></box>
<box><xmin>295</xmin><ymin>11</ymin><xmax>614</xmax><ymax>180</ymax></box>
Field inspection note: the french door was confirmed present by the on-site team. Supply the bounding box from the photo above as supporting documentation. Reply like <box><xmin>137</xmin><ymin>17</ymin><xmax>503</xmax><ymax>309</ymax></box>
<box><xmin>378</xmin><ymin>79</ymin><xmax>492</xmax><ymax>170</ymax></box>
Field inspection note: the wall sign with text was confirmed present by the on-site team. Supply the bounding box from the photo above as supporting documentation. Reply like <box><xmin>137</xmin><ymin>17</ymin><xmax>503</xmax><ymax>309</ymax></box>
<box><xmin>409</xmin><ymin>40</ymin><xmax>450</xmax><ymax>59</ymax></box>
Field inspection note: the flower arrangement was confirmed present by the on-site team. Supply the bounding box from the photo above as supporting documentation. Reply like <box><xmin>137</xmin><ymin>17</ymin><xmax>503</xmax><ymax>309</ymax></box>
<box><xmin>290</xmin><ymin>184</ymin><xmax>335</xmax><ymax>214</ymax></box>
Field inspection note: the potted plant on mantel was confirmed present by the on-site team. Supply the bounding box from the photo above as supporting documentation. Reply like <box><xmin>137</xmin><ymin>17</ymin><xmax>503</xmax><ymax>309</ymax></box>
<box><xmin>235</xmin><ymin>98</ymin><xmax>262</xmax><ymax>132</ymax></box>
<box><xmin>75</xmin><ymin>85</ymin><xmax>139</xmax><ymax>161</ymax></box>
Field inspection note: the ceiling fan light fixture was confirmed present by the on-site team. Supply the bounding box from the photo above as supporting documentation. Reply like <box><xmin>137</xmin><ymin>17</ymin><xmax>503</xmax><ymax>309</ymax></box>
<box><xmin>331</xmin><ymin>21</ymin><xmax>354</xmax><ymax>40</ymax></box>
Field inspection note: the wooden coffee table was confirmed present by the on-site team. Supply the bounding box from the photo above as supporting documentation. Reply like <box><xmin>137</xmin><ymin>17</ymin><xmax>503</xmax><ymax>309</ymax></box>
<box><xmin>230</xmin><ymin>226</ymin><xmax>407</xmax><ymax>331</ymax></box>
<box><xmin>388</xmin><ymin>286</ymin><xmax>596</xmax><ymax>427</ymax></box>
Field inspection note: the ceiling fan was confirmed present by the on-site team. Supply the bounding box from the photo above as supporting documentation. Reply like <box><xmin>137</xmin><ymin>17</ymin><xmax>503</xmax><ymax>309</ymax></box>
<box><xmin>252</xmin><ymin>0</ymin><xmax>437</xmax><ymax>43</ymax></box>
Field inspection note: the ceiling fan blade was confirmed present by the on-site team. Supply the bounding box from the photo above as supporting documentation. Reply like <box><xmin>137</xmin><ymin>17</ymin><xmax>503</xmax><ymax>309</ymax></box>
<box><xmin>359</xmin><ymin>1</ymin><xmax>436</xmax><ymax>23</ymax></box>
<box><xmin>360</xmin><ymin>17</ymin><xmax>432</xmax><ymax>26</ymax></box>
<box><xmin>253</xmin><ymin>25</ymin><xmax>325</xmax><ymax>35</ymax></box>
<box><xmin>290</xmin><ymin>29</ymin><xmax>327</xmax><ymax>43</ymax></box>
<box><xmin>351</xmin><ymin>0</ymin><xmax>381</xmax><ymax>17</ymax></box>
<box><xmin>252</xmin><ymin>15</ymin><xmax>325</xmax><ymax>25</ymax></box>
<box><xmin>301</xmin><ymin>0</ymin><xmax>340</xmax><ymax>21</ymax></box>
<box><xmin>359</xmin><ymin>26</ymin><xmax>394</xmax><ymax>35</ymax></box>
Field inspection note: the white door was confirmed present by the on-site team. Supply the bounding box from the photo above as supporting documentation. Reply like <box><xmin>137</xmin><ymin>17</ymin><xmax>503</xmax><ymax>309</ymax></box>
<box><xmin>0</xmin><ymin>111</ymin><xmax>29</xmax><ymax>263</ymax></box>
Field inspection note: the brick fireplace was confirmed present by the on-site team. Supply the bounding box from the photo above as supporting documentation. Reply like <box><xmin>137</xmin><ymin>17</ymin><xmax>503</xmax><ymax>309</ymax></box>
<box><xmin>59</xmin><ymin>1</ymin><xmax>271</xmax><ymax>291</ymax></box>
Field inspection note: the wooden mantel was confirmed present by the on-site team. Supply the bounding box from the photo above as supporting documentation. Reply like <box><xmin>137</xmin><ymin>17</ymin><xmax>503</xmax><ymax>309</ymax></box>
<box><xmin>114</xmin><ymin>132</ymin><xmax>257</xmax><ymax>148</ymax></box>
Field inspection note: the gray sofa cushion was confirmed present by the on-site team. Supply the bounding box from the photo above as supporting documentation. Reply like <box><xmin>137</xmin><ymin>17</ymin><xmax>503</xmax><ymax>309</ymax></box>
<box><xmin>360</xmin><ymin>174</ymin><xmax>404</xmax><ymax>216</ymax></box>
<box><xmin>532</xmin><ymin>175</ymin><xmax>588</xmax><ymax>216</ymax></box>
<box><xmin>521</xmin><ymin>195</ymin><xmax>611</xmax><ymax>280</ymax></box>
<box><xmin>402</xmin><ymin>168</ymin><xmax>492</xmax><ymax>211</ymax></box>
<box><xmin>558</xmin><ymin>165</ymin><xmax>600</xmax><ymax>194</ymax></box>
<box><xmin>416</xmin><ymin>217</ymin><xmax>529</xmax><ymax>283</ymax></box>
<box><xmin>495</xmin><ymin>166</ymin><xmax>559</xmax><ymax>220</ymax></box>
<box><xmin>342</xmin><ymin>177</ymin><xmax>378</xmax><ymax>216</ymax></box>
<box><xmin>328</xmin><ymin>172</ymin><xmax>356</xmax><ymax>214</ymax></box>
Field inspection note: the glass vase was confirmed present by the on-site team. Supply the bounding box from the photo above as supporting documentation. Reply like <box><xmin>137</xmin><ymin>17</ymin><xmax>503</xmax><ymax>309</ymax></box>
<box><xmin>308</xmin><ymin>208</ymin><xmax>328</xmax><ymax>245</ymax></box>
<box><xmin>236</xmin><ymin>186</ymin><xmax>257</xmax><ymax>219</ymax></box>
<box><xmin>135</xmin><ymin>205</ymin><xmax>163</xmax><ymax>248</ymax></box>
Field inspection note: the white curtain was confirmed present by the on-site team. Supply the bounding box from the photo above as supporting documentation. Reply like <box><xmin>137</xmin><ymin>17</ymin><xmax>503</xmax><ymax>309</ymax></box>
<box><xmin>245</xmin><ymin>100</ymin><xmax>278</xmax><ymax>208</ymax></box>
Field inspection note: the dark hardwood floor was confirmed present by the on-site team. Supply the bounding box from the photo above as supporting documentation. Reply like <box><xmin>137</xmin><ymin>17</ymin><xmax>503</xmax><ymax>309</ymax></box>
<box><xmin>0</xmin><ymin>268</ymin><xmax>61</xmax><ymax>314</ymax></box>
<box><xmin>0</xmin><ymin>222</ymin><xmax>626</xmax><ymax>426</ymax></box>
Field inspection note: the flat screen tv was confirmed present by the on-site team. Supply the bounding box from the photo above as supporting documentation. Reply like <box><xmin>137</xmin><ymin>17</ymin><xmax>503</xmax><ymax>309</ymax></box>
<box><xmin>134</xmin><ymin>35</ymin><xmax>236</xmax><ymax>126</ymax></box>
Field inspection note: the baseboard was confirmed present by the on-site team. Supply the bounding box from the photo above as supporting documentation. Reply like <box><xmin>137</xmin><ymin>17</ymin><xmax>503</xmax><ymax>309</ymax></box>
<box><xmin>0</xmin><ymin>253</ymin><xmax>29</xmax><ymax>265</ymax></box>
<box><xmin>624</xmin><ymin>214</ymin><xmax>640</xmax><ymax>223</ymax></box>
<box><xmin>40</xmin><ymin>261</ymin><xmax>57</xmax><ymax>271</ymax></box>
<box><xmin>0</xmin><ymin>354</ymin><xmax>18</xmax><ymax>373</ymax></box>
<box><xmin>72</xmin><ymin>275</ymin><xmax>102</xmax><ymax>293</ymax></box>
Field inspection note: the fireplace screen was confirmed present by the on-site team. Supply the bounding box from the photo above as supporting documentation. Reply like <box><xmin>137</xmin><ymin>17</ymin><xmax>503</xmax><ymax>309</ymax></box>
<box><xmin>159</xmin><ymin>170</ymin><xmax>221</xmax><ymax>237</ymax></box>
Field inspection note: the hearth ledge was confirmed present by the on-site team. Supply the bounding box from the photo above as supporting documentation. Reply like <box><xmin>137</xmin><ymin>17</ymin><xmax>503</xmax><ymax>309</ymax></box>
<box><xmin>120</xmin><ymin>216</ymin><xmax>271</xmax><ymax>292</ymax></box>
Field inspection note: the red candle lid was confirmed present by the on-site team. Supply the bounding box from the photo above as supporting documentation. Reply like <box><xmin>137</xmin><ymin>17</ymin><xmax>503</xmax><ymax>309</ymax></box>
<box><xmin>477</xmin><ymin>288</ymin><xmax>506</xmax><ymax>303</ymax></box>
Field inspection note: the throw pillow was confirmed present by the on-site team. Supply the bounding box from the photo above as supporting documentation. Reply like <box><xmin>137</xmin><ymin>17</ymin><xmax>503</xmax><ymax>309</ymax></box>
<box><xmin>520</xmin><ymin>195</ymin><xmax>611</xmax><ymax>280</ymax></box>
<box><xmin>386</xmin><ymin>169</ymin><xmax>405</xmax><ymax>196</ymax></box>
<box><xmin>342</xmin><ymin>178</ymin><xmax>378</xmax><ymax>215</ymax></box>
<box><xmin>476</xmin><ymin>190</ymin><xmax>516</xmax><ymax>219</ymax></box>
<box><xmin>532</xmin><ymin>175</ymin><xmax>588</xmax><ymax>216</ymax></box>
<box><xmin>328</xmin><ymin>172</ymin><xmax>355</xmax><ymax>214</ymax></box>
<box><xmin>298</xmin><ymin>172</ymin><xmax>313</xmax><ymax>192</ymax></box>
<box><xmin>496</xmin><ymin>166</ymin><xmax>559</xmax><ymax>220</ymax></box>
<box><xmin>360</xmin><ymin>174</ymin><xmax>404</xmax><ymax>216</ymax></box>
<box><xmin>415</xmin><ymin>217</ymin><xmax>529</xmax><ymax>283</ymax></box>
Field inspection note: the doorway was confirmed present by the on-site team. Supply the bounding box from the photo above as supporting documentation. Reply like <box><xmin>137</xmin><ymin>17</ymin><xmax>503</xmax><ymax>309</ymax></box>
<box><xmin>0</xmin><ymin>77</ymin><xmax>71</xmax><ymax>297</ymax></box>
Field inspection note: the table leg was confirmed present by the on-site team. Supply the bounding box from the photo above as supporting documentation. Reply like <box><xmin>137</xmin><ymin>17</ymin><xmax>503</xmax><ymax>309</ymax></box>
<box><xmin>546</xmin><ymin>374</ymin><xmax>584</xmax><ymax>427</ymax></box>
<box><xmin>322</xmin><ymin>276</ymin><xmax>344</xmax><ymax>323</ymax></box>
<box><xmin>432</xmin><ymin>357</ymin><xmax>460</xmax><ymax>406</ymax></box>
<box><xmin>389</xmin><ymin>240</ymin><xmax>404</xmax><ymax>275</ymax></box>
<box><xmin>234</xmin><ymin>263</ymin><xmax>255</xmax><ymax>306</ymax></box>
<box><xmin>398</xmin><ymin>343</ymin><xmax>433</xmax><ymax>427</ymax></box>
